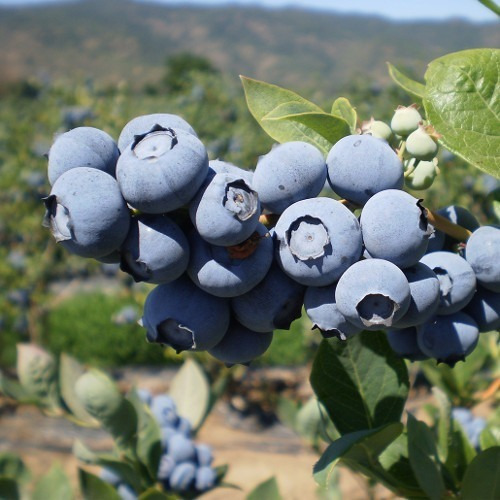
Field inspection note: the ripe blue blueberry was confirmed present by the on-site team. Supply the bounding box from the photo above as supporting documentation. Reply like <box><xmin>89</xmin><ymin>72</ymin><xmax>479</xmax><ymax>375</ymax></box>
<box><xmin>360</xmin><ymin>189</ymin><xmax>433</xmax><ymax>269</ymax></box>
<box><xmin>120</xmin><ymin>214</ymin><xmax>189</xmax><ymax>284</ymax></box>
<box><xmin>167</xmin><ymin>433</ymin><xmax>197</xmax><ymax>463</ymax></box>
<box><xmin>117</xmin><ymin>484</ymin><xmax>138</xmax><ymax>500</ymax></box>
<box><xmin>116</xmin><ymin>126</ymin><xmax>208</xmax><ymax>214</ymax></box>
<box><xmin>151</xmin><ymin>394</ymin><xmax>178</xmax><ymax>428</ymax></box>
<box><xmin>386</xmin><ymin>327</ymin><xmax>429</xmax><ymax>361</ymax></box>
<box><xmin>253</xmin><ymin>141</ymin><xmax>326</xmax><ymax>214</ymax></box>
<box><xmin>141</xmin><ymin>275</ymin><xmax>230</xmax><ymax>352</ymax></box>
<box><xmin>335</xmin><ymin>259</ymin><xmax>411</xmax><ymax>330</ymax></box>
<box><xmin>43</xmin><ymin>167</ymin><xmax>130</xmax><ymax>258</ymax></box>
<box><xmin>304</xmin><ymin>283</ymin><xmax>361</xmax><ymax>340</ymax></box>
<box><xmin>208</xmin><ymin>319</ymin><xmax>273</xmax><ymax>365</ymax></box>
<box><xmin>189</xmin><ymin>171</ymin><xmax>260</xmax><ymax>246</ymax></box>
<box><xmin>168</xmin><ymin>462</ymin><xmax>197</xmax><ymax>492</ymax></box>
<box><xmin>326</xmin><ymin>134</ymin><xmax>403</xmax><ymax>205</ymax></box>
<box><xmin>187</xmin><ymin>224</ymin><xmax>273</xmax><ymax>298</ymax></box>
<box><xmin>157</xmin><ymin>454</ymin><xmax>175</xmax><ymax>481</ymax></box>
<box><xmin>416</xmin><ymin>311</ymin><xmax>479</xmax><ymax>365</ymax></box>
<box><xmin>464</xmin><ymin>285</ymin><xmax>500</xmax><ymax>332</ymax></box>
<box><xmin>210</xmin><ymin>159</ymin><xmax>253</xmax><ymax>185</ymax></box>
<box><xmin>465</xmin><ymin>226</ymin><xmax>500</xmax><ymax>292</ymax></box>
<box><xmin>420</xmin><ymin>251</ymin><xmax>476</xmax><ymax>315</ymax></box>
<box><xmin>195</xmin><ymin>444</ymin><xmax>214</xmax><ymax>466</ymax></box>
<box><xmin>118</xmin><ymin>113</ymin><xmax>197</xmax><ymax>151</ymax></box>
<box><xmin>231</xmin><ymin>262</ymin><xmax>305</xmax><ymax>332</ymax></box>
<box><xmin>392</xmin><ymin>263</ymin><xmax>440</xmax><ymax>328</ymax></box>
<box><xmin>274</xmin><ymin>197</ymin><xmax>363</xmax><ymax>286</ymax></box>
<box><xmin>48</xmin><ymin>126</ymin><xmax>119</xmax><ymax>185</ymax></box>
<box><xmin>195</xmin><ymin>466</ymin><xmax>217</xmax><ymax>491</ymax></box>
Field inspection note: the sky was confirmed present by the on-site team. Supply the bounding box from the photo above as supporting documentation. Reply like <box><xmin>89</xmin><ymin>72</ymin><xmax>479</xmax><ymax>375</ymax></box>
<box><xmin>0</xmin><ymin>0</ymin><xmax>498</xmax><ymax>22</ymax></box>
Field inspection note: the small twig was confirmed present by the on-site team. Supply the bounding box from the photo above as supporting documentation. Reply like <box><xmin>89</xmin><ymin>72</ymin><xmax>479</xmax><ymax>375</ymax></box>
<box><xmin>426</xmin><ymin>209</ymin><xmax>472</xmax><ymax>242</ymax></box>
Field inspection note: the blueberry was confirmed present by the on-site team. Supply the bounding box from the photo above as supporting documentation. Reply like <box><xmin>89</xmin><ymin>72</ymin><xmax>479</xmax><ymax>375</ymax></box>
<box><xmin>451</xmin><ymin>407</ymin><xmax>473</xmax><ymax>426</ymax></box>
<box><xmin>420</xmin><ymin>251</ymin><xmax>476</xmax><ymax>315</ymax></box>
<box><xmin>120</xmin><ymin>214</ymin><xmax>189</xmax><ymax>284</ymax></box>
<box><xmin>157</xmin><ymin>454</ymin><xmax>175</xmax><ymax>481</ymax></box>
<box><xmin>195</xmin><ymin>444</ymin><xmax>214</xmax><ymax>466</ymax></box>
<box><xmin>208</xmin><ymin>319</ymin><xmax>273</xmax><ymax>365</ymax></box>
<box><xmin>151</xmin><ymin>394</ymin><xmax>178</xmax><ymax>428</ymax></box>
<box><xmin>168</xmin><ymin>433</ymin><xmax>196</xmax><ymax>463</ymax></box>
<box><xmin>416</xmin><ymin>312</ymin><xmax>479</xmax><ymax>365</ymax></box>
<box><xmin>99</xmin><ymin>467</ymin><xmax>121</xmax><ymax>485</ymax></box>
<box><xmin>274</xmin><ymin>197</ymin><xmax>363</xmax><ymax>286</ymax></box>
<box><xmin>118</xmin><ymin>113</ymin><xmax>197</xmax><ymax>151</ymax></box>
<box><xmin>326</xmin><ymin>134</ymin><xmax>403</xmax><ymax>205</ymax></box>
<box><xmin>361</xmin><ymin>118</ymin><xmax>393</xmax><ymax>142</ymax></box>
<box><xmin>168</xmin><ymin>462</ymin><xmax>197</xmax><ymax>492</ymax></box>
<box><xmin>252</xmin><ymin>141</ymin><xmax>326</xmax><ymax>214</ymax></box>
<box><xmin>117</xmin><ymin>483</ymin><xmax>138</xmax><ymax>500</ymax></box>
<box><xmin>176</xmin><ymin>416</ymin><xmax>192</xmax><ymax>437</ymax></box>
<box><xmin>465</xmin><ymin>226</ymin><xmax>500</xmax><ymax>292</ymax></box>
<box><xmin>43</xmin><ymin>167</ymin><xmax>130</xmax><ymax>258</ymax></box>
<box><xmin>189</xmin><ymin>171</ymin><xmax>260</xmax><ymax>246</ymax></box>
<box><xmin>231</xmin><ymin>262</ymin><xmax>305</xmax><ymax>332</ymax></box>
<box><xmin>161</xmin><ymin>427</ymin><xmax>177</xmax><ymax>449</ymax></box>
<box><xmin>195</xmin><ymin>466</ymin><xmax>217</xmax><ymax>491</ymax></box>
<box><xmin>136</xmin><ymin>388</ymin><xmax>153</xmax><ymax>406</ymax></box>
<box><xmin>335</xmin><ymin>259</ymin><xmax>411</xmax><ymax>330</ymax></box>
<box><xmin>209</xmin><ymin>159</ymin><xmax>253</xmax><ymax>185</ymax></box>
<box><xmin>405</xmin><ymin>126</ymin><xmax>438</xmax><ymax>161</ymax></box>
<box><xmin>360</xmin><ymin>189</ymin><xmax>433</xmax><ymax>269</ymax></box>
<box><xmin>390</xmin><ymin>106</ymin><xmax>422</xmax><ymax>137</ymax></box>
<box><xmin>304</xmin><ymin>283</ymin><xmax>361</xmax><ymax>340</ymax></box>
<box><xmin>392</xmin><ymin>263</ymin><xmax>440</xmax><ymax>328</ymax></box>
<box><xmin>405</xmin><ymin>158</ymin><xmax>439</xmax><ymax>190</ymax></box>
<box><xmin>387</xmin><ymin>327</ymin><xmax>429</xmax><ymax>361</ymax></box>
<box><xmin>116</xmin><ymin>126</ymin><xmax>208</xmax><ymax>214</ymax></box>
<box><xmin>47</xmin><ymin>126</ymin><xmax>119</xmax><ymax>185</ymax></box>
<box><xmin>187</xmin><ymin>224</ymin><xmax>273</xmax><ymax>298</ymax></box>
<box><xmin>141</xmin><ymin>275</ymin><xmax>230</xmax><ymax>352</ymax></box>
<box><xmin>464</xmin><ymin>285</ymin><xmax>500</xmax><ymax>332</ymax></box>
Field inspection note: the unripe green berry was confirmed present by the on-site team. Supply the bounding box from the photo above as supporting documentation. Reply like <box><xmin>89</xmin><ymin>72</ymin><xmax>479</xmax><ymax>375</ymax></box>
<box><xmin>362</xmin><ymin>119</ymin><xmax>393</xmax><ymax>142</ymax></box>
<box><xmin>406</xmin><ymin>127</ymin><xmax>438</xmax><ymax>160</ymax></box>
<box><xmin>390</xmin><ymin>106</ymin><xmax>422</xmax><ymax>137</ymax></box>
<box><xmin>75</xmin><ymin>369</ymin><xmax>123</xmax><ymax>421</ymax></box>
<box><xmin>405</xmin><ymin>158</ymin><xmax>439</xmax><ymax>190</ymax></box>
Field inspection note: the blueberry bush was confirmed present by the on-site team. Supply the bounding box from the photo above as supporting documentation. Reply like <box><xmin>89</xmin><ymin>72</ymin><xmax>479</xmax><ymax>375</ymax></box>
<box><xmin>0</xmin><ymin>4</ymin><xmax>499</xmax><ymax>498</ymax></box>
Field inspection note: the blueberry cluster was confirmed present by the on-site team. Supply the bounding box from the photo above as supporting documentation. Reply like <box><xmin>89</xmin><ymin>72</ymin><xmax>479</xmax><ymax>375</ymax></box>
<box><xmin>42</xmin><ymin>111</ymin><xmax>499</xmax><ymax>366</ymax></box>
<box><xmin>101</xmin><ymin>389</ymin><xmax>217</xmax><ymax>498</ymax></box>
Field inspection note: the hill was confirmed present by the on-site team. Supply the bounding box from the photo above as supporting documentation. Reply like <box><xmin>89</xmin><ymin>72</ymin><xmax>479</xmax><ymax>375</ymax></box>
<box><xmin>0</xmin><ymin>0</ymin><xmax>498</xmax><ymax>94</ymax></box>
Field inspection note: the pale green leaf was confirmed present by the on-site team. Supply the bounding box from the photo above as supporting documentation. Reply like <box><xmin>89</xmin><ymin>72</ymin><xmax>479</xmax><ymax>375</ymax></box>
<box><xmin>424</xmin><ymin>48</ymin><xmax>500</xmax><ymax>178</ymax></box>
<box><xmin>480</xmin><ymin>426</ymin><xmax>500</xmax><ymax>451</ymax></box>
<box><xmin>246</xmin><ymin>476</ymin><xmax>281</xmax><ymax>500</ymax></box>
<box><xmin>387</xmin><ymin>62</ymin><xmax>425</xmax><ymax>98</ymax></box>
<box><xmin>331</xmin><ymin>97</ymin><xmax>358</xmax><ymax>133</ymax></box>
<box><xmin>78</xmin><ymin>469</ymin><xmax>121</xmax><ymax>500</ymax></box>
<box><xmin>32</xmin><ymin>463</ymin><xmax>73</xmax><ymax>500</ymax></box>
<box><xmin>240</xmin><ymin>75</ymin><xmax>332</xmax><ymax>153</ymax></box>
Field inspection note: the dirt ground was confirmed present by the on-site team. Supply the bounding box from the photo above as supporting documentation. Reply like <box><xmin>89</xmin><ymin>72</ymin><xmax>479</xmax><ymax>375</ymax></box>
<box><xmin>0</xmin><ymin>366</ymin><xmax>412</xmax><ymax>500</ymax></box>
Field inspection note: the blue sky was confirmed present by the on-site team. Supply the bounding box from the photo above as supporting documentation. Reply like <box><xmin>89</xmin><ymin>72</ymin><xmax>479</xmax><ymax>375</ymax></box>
<box><xmin>0</xmin><ymin>0</ymin><xmax>498</xmax><ymax>22</ymax></box>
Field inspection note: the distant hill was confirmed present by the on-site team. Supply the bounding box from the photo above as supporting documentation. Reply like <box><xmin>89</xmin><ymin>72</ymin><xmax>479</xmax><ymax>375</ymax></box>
<box><xmin>0</xmin><ymin>0</ymin><xmax>498</xmax><ymax>94</ymax></box>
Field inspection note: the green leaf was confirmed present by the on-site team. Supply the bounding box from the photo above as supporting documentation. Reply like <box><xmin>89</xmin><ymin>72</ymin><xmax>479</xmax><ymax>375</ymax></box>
<box><xmin>0</xmin><ymin>477</ymin><xmax>20</xmax><ymax>500</ymax></box>
<box><xmin>432</xmin><ymin>387</ymin><xmax>452</xmax><ymax>463</ymax></box>
<box><xmin>478</xmin><ymin>0</ymin><xmax>500</xmax><ymax>16</ymax></box>
<box><xmin>0</xmin><ymin>453</ymin><xmax>30</xmax><ymax>483</ymax></box>
<box><xmin>445</xmin><ymin>419</ymin><xmax>477</xmax><ymax>485</ymax></box>
<box><xmin>378</xmin><ymin>433</ymin><xmax>421</xmax><ymax>491</ymax></box>
<box><xmin>407</xmin><ymin>414</ymin><xmax>446</xmax><ymax>500</ymax></box>
<box><xmin>138</xmin><ymin>488</ymin><xmax>174</xmax><ymax>500</ymax></box>
<box><xmin>246</xmin><ymin>476</ymin><xmax>281</xmax><ymax>500</ymax></box>
<box><xmin>310</xmin><ymin>332</ymin><xmax>409</xmax><ymax>435</ymax></box>
<box><xmin>240</xmin><ymin>75</ymin><xmax>332</xmax><ymax>153</ymax></box>
<box><xmin>294</xmin><ymin>396</ymin><xmax>325</xmax><ymax>446</ymax></box>
<box><xmin>387</xmin><ymin>63</ymin><xmax>425</xmax><ymax>99</ymax></box>
<box><xmin>32</xmin><ymin>463</ymin><xmax>73</xmax><ymax>500</ymax></box>
<box><xmin>73</xmin><ymin>441</ymin><xmax>142</xmax><ymax>493</ymax></box>
<box><xmin>263</xmin><ymin>103</ymin><xmax>350</xmax><ymax>151</ymax></box>
<box><xmin>78</xmin><ymin>468</ymin><xmax>121</xmax><ymax>500</ymax></box>
<box><xmin>276</xmin><ymin>397</ymin><xmax>299</xmax><ymax>430</ymax></box>
<box><xmin>424</xmin><ymin>48</ymin><xmax>500</xmax><ymax>178</ymax></box>
<box><xmin>314</xmin><ymin>423</ymin><xmax>402</xmax><ymax>488</ymax></box>
<box><xmin>462</xmin><ymin>447</ymin><xmax>500</xmax><ymax>500</ymax></box>
<box><xmin>480</xmin><ymin>425</ymin><xmax>500</xmax><ymax>450</ymax></box>
<box><xmin>59</xmin><ymin>353</ymin><xmax>97</xmax><ymax>426</ymax></box>
<box><xmin>169</xmin><ymin>358</ymin><xmax>211</xmax><ymax>432</ymax></box>
<box><xmin>331</xmin><ymin>97</ymin><xmax>358</xmax><ymax>133</ymax></box>
<box><xmin>0</xmin><ymin>371</ymin><xmax>35</xmax><ymax>403</ymax></box>
<box><xmin>128</xmin><ymin>389</ymin><xmax>162</xmax><ymax>479</ymax></box>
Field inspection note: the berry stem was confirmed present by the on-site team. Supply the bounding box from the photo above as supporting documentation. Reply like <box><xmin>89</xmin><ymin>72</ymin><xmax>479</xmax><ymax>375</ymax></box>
<box><xmin>426</xmin><ymin>209</ymin><xmax>472</xmax><ymax>242</ymax></box>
